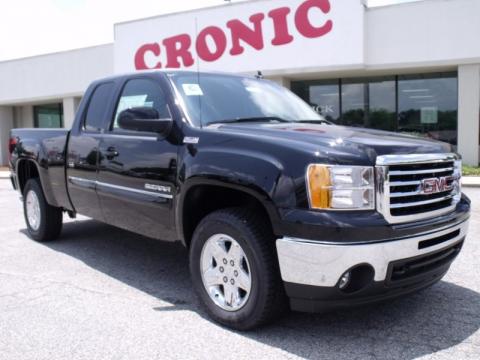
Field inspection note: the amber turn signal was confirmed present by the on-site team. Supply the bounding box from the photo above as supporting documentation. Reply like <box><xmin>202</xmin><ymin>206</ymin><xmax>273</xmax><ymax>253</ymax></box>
<box><xmin>307</xmin><ymin>165</ymin><xmax>331</xmax><ymax>209</ymax></box>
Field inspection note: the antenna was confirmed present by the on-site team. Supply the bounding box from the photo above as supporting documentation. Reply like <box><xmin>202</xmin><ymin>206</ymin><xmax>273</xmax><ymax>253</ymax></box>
<box><xmin>255</xmin><ymin>71</ymin><xmax>264</xmax><ymax>79</ymax></box>
<box><xmin>194</xmin><ymin>17</ymin><xmax>203</xmax><ymax>128</ymax></box>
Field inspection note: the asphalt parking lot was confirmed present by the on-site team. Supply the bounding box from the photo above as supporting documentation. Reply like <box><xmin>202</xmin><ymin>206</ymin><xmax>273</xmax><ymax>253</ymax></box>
<box><xmin>0</xmin><ymin>178</ymin><xmax>479</xmax><ymax>360</ymax></box>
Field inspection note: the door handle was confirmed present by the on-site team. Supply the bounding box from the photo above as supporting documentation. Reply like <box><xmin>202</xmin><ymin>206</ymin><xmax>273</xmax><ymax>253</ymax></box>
<box><xmin>105</xmin><ymin>146</ymin><xmax>119</xmax><ymax>160</ymax></box>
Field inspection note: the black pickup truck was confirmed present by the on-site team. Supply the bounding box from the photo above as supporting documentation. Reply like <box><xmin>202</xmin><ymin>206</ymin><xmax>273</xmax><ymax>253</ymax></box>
<box><xmin>8</xmin><ymin>71</ymin><xmax>470</xmax><ymax>330</ymax></box>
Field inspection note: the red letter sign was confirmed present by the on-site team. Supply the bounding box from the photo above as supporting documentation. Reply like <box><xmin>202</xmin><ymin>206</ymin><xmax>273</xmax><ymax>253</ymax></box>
<box><xmin>162</xmin><ymin>34</ymin><xmax>195</xmax><ymax>68</ymax></box>
<box><xmin>295</xmin><ymin>0</ymin><xmax>333</xmax><ymax>39</ymax></box>
<box><xmin>196</xmin><ymin>26</ymin><xmax>227</xmax><ymax>62</ymax></box>
<box><xmin>226</xmin><ymin>13</ymin><xmax>265</xmax><ymax>56</ymax></box>
<box><xmin>268</xmin><ymin>7</ymin><xmax>294</xmax><ymax>46</ymax></box>
<box><xmin>134</xmin><ymin>43</ymin><xmax>161</xmax><ymax>70</ymax></box>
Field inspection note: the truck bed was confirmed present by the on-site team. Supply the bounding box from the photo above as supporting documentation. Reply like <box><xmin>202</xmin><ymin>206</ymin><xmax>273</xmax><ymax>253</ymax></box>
<box><xmin>10</xmin><ymin>128</ymin><xmax>71</xmax><ymax>210</ymax></box>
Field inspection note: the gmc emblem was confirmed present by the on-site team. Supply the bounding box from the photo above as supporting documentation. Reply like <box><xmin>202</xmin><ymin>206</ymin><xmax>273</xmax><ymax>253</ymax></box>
<box><xmin>420</xmin><ymin>176</ymin><xmax>457</xmax><ymax>194</ymax></box>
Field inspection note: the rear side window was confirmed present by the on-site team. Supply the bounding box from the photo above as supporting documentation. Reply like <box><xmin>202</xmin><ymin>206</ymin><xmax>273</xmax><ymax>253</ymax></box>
<box><xmin>84</xmin><ymin>82</ymin><xmax>114</xmax><ymax>131</ymax></box>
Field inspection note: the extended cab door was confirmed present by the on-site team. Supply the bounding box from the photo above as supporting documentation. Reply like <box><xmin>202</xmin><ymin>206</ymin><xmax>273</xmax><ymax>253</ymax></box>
<box><xmin>96</xmin><ymin>76</ymin><xmax>178</xmax><ymax>241</ymax></box>
<box><xmin>66</xmin><ymin>81</ymin><xmax>117</xmax><ymax>221</ymax></box>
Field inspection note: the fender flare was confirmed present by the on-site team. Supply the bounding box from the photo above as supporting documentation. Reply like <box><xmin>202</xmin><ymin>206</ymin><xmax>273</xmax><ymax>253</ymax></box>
<box><xmin>15</xmin><ymin>158</ymin><xmax>60</xmax><ymax>208</ymax></box>
<box><xmin>175</xmin><ymin>176</ymin><xmax>282</xmax><ymax>245</ymax></box>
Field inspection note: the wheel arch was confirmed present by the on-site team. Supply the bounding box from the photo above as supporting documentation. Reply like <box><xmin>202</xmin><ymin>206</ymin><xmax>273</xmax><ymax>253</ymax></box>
<box><xmin>177</xmin><ymin>178</ymin><xmax>281</xmax><ymax>247</ymax></box>
<box><xmin>15</xmin><ymin>159</ymin><xmax>59</xmax><ymax>207</ymax></box>
<box><xmin>16</xmin><ymin>159</ymin><xmax>40</xmax><ymax>194</ymax></box>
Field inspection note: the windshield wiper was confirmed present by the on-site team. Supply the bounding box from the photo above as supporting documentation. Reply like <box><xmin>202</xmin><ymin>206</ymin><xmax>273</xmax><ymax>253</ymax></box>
<box><xmin>296</xmin><ymin>119</ymin><xmax>333</xmax><ymax>125</ymax></box>
<box><xmin>207</xmin><ymin>116</ymin><xmax>290</xmax><ymax>126</ymax></box>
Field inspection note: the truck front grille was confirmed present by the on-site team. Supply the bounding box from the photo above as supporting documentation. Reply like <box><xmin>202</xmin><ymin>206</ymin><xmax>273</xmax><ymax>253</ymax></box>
<box><xmin>376</xmin><ymin>154</ymin><xmax>461</xmax><ymax>224</ymax></box>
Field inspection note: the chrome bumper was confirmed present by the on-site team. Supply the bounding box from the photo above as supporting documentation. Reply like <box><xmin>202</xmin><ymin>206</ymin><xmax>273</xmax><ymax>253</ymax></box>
<box><xmin>276</xmin><ymin>219</ymin><xmax>469</xmax><ymax>287</ymax></box>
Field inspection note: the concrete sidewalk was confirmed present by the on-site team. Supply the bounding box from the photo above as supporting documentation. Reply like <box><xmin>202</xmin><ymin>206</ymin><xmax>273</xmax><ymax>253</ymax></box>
<box><xmin>1</xmin><ymin>170</ymin><xmax>480</xmax><ymax>186</ymax></box>
<box><xmin>462</xmin><ymin>176</ymin><xmax>480</xmax><ymax>187</ymax></box>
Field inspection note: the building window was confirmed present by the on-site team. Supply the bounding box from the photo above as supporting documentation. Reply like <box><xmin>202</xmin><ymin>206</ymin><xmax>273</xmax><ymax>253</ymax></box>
<box><xmin>398</xmin><ymin>73</ymin><xmax>457</xmax><ymax>145</ymax></box>
<box><xmin>342</xmin><ymin>77</ymin><xmax>396</xmax><ymax>131</ymax></box>
<box><xmin>291</xmin><ymin>79</ymin><xmax>340</xmax><ymax>122</ymax></box>
<box><xmin>291</xmin><ymin>72</ymin><xmax>458</xmax><ymax>146</ymax></box>
<box><xmin>34</xmin><ymin>103</ymin><xmax>63</xmax><ymax>128</ymax></box>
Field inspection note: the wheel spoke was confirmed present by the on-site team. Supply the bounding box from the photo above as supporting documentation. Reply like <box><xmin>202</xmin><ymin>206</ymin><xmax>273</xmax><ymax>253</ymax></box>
<box><xmin>236</xmin><ymin>269</ymin><xmax>251</xmax><ymax>292</ymax></box>
<box><xmin>203</xmin><ymin>267</ymin><xmax>222</xmax><ymax>287</ymax></box>
<box><xmin>223</xmin><ymin>284</ymin><xmax>238</xmax><ymax>307</ymax></box>
<box><xmin>209</xmin><ymin>240</ymin><xmax>229</xmax><ymax>263</ymax></box>
<box><xmin>200</xmin><ymin>247</ymin><xmax>214</xmax><ymax>273</ymax></box>
<box><xmin>228</xmin><ymin>242</ymin><xmax>244</xmax><ymax>263</ymax></box>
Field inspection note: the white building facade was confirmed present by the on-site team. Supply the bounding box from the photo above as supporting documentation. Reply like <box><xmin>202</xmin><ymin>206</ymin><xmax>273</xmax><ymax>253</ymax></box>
<box><xmin>1</xmin><ymin>0</ymin><xmax>479</xmax><ymax>165</ymax></box>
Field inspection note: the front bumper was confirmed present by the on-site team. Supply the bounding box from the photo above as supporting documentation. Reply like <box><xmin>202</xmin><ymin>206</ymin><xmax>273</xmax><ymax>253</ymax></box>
<box><xmin>276</xmin><ymin>218</ymin><xmax>468</xmax><ymax>312</ymax></box>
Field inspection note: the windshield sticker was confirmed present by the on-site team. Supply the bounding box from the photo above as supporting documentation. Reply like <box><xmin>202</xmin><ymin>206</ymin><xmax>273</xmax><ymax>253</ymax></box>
<box><xmin>182</xmin><ymin>83</ymin><xmax>204</xmax><ymax>96</ymax></box>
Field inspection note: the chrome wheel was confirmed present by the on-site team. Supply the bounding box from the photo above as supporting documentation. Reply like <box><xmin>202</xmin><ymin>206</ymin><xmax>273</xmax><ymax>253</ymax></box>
<box><xmin>200</xmin><ymin>234</ymin><xmax>252</xmax><ymax>311</ymax></box>
<box><xmin>26</xmin><ymin>190</ymin><xmax>41</xmax><ymax>231</ymax></box>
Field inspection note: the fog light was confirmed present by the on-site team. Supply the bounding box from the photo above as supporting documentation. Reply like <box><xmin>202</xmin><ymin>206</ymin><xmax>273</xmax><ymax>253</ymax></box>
<box><xmin>338</xmin><ymin>271</ymin><xmax>351</xmax><ymax>289</ymax></box>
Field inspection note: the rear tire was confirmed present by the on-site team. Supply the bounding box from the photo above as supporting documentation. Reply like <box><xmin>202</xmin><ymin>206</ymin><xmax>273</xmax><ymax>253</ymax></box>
<box><xmin>189</xmin><ymin>207</ymin><xmax>287</xmax><ymax>330</ymax></box>
<box><xmin>23</xmin><ymin>179</ymin><xmax>63</xmax><ymax>242</ymax></box>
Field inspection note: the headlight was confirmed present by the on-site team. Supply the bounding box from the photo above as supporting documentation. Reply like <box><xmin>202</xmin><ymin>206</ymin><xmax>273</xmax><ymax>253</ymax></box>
<box><xmin>306</xmin><ymin>165</ymin><xmax>375</xmax><ymax>210</ymax></box>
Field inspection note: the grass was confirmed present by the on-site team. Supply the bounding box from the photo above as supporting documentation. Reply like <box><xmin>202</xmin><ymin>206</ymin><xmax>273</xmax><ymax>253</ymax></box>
<box><xmin>462</xmin><ymin>165</ymin><xmax>480</xmax><ymax>176</ymax></box>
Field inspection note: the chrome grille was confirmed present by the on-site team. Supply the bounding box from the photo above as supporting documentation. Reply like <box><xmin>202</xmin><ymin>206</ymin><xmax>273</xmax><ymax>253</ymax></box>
<box><xmin>376</xmin><ymin>153</ymin><xmax>461</xmax><ymax>224</ymax></box>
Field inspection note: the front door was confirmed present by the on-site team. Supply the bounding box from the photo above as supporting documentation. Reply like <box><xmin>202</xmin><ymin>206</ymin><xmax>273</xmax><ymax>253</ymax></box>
<box><xmin>96</xmin><ymin>77</ymin><xmax>178</xmax><ymax>241</ymax></box>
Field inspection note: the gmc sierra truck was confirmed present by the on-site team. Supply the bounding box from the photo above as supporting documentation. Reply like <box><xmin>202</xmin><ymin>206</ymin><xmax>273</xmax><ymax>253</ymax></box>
<box><xmin>8</xmin><ymin>71</ymin><xmax>470</xmax><ymax>330</ymax></box>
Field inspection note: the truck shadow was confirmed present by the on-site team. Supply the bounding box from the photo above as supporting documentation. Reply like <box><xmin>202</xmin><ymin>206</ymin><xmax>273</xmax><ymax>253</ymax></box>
<box><xmin>36</xmin><ymin>219</ymin><xmax>480</xmax><ymax>360</ymax></box>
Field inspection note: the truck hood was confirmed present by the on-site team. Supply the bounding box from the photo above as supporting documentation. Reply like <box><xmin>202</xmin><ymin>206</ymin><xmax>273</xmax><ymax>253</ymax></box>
<box><xmin>208</xmin><ymin>122</ymin><xmax>452</xmax><ymax>165</ymax></box>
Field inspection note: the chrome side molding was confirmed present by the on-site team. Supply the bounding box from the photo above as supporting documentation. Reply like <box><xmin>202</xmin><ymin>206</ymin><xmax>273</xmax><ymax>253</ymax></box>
<box><xmin>68</xmin><ymin>176</ymin><xmax>173</xmax><ymax>199</ymax></box>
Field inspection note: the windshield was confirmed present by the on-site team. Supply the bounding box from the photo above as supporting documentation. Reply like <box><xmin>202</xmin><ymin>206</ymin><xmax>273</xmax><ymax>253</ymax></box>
<box><xmin>169</xmin><ymin>73</ymin><xmax>325</xmax><ymax>127</ymax></box>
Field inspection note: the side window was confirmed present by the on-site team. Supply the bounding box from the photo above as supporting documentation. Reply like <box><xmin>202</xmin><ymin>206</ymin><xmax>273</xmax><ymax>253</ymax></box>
<box><xmin>84</xmin><ymin>82</ymin><xmax>114</xmax><ymax>131</ymax></box>
<box><xmin>112</xmin><ymin>78</ymin><xmax>171</xmax><ymax>131</ymax></box>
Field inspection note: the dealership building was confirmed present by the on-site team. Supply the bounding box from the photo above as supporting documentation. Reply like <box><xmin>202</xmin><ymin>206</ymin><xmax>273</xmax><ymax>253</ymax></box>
<box><xmin>1</xmin><ymin>0</ymin><xmax>480</xmax><ymax>165</ymax></box>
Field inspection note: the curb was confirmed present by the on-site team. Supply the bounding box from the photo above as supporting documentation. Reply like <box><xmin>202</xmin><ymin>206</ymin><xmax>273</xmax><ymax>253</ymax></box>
<box><xmin>462</xmin><ymin>176</ymin><xmax>480</xmax><ymax>187</ymax></box>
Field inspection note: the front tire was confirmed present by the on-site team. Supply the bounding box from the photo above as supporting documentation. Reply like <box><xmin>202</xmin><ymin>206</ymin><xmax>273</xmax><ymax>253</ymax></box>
<box><xmin>189</xmin><ymin>207</ymin><xmax>286</xmax><ymax>330</ymax></box>
<box><xmin>23</xmin><ymin>179</ymin><xmax>63</xmax><ymax>242</ymax></box>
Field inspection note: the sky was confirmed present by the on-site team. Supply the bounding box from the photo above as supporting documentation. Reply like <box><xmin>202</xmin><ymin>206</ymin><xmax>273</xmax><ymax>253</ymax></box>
<box><xmin>0</xmin><ymin>0</ymin><xmax>415</xmax><ymax>61</ymax></box>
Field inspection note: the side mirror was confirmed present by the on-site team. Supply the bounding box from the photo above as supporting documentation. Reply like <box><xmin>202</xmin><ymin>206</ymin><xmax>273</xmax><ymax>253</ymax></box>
<box><xmin>117</xmin><ymin>107</ymin><xmax>173</xmax><ymax>136</ymax></box>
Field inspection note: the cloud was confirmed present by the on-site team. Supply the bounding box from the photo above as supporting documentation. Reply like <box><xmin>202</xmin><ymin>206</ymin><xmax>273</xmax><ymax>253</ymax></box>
<box><xmin>0</xmin><ymin>0</ymin><xmax>248</xmax><ymax>61</ymax></box>
<box><xmin>368</xmin><ymin>0</ymin><xmax>419</xmax><ymax>7</ymax></box>
<box><xmin>0</xmin><ymin>0</ymin><xmax>418</xmax><ymax>61</ymax></box>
